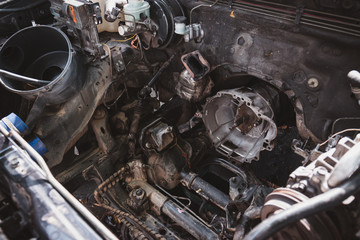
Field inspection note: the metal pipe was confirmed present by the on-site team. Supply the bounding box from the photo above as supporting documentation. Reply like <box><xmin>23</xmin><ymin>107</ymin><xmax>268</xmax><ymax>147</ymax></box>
<box><xmin>300</xmin><ymin>21</ymin><xmax>360</xmax><ymax>38</ymax></box>
<box><xmin>0</xmin><ymin>69</ymin><xmax>48</xmax><ymax>86</ymax></box>
<box><xmin>162</xmin><ymin>200</ymin><xmax>219</xmax><ymax>240</ymax></box>
<box><xmin>201</xmin><ymin>0</ymin><xmax>360</xmax><ymax>37</ymax></box>
<box><xmin>181</xmin><ymin>172</ymin><xmax>230</xmax><ymax>210</ymax></box>
<box><xmin>155</xmin><ymin>182</ymin><xmax>213</xmax><ymax>228</ymax></box>
<box><xmin>0</xmin><ymin>124</ymin><xmax>118</xmax><ymax>240</ymax></box>
<box><xmin>243</xmin><ymin>172</ymin><xmax>360</xmax><ymax>240</ymax></box>
<box><xmin>189</xmin><ymin>0</ymin><xmax>219</xmax><ymax>25</ymax></box>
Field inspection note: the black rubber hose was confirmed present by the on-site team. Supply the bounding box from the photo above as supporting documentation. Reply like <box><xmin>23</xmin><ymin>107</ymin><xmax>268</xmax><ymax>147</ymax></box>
<box><xmin>0</xmin><ymin>0</ymin><xmax>48</xmax><ymax>13</ymax></box>
<box><xmin>128</xmin><ymin>100</ymin><xmax>143</xmax><ymax>157</ymax></box>
<box><xmin>138</xmin><ymin>54</ymin><xmax>176</xmax><ymax>98</ymax></box>
<box><xmin>243</xmin><ymin>172</ymin><xmax>360</xmax><ymax>240</ymax></box>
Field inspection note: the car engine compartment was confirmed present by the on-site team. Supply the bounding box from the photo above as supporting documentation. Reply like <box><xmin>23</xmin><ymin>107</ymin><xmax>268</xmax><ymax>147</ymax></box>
<box><xmin>0</xmin><ymin>0</ymin><xmax>360</xmax><ymax>239</ymax></box>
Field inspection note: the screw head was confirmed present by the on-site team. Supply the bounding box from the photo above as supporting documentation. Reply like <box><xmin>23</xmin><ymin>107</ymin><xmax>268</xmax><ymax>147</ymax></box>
<box><xmin>307</xmin><ymin>77</ymin><xmax>319</xmax><ymax>89</ymax></box>
<box><xmin>293</xmin><ymin>71</ymin><xmax>306</xmax><ymax>83</ymax></box>
<box><xmin>316</xmin><ymin>166</ymin><xmax>327</xmax><ymax>176</ymax></box>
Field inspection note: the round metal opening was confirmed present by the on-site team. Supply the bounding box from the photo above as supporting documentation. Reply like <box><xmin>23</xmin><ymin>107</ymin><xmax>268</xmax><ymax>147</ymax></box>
<box><xmin>0</xmin><ymin>26</ymin><xmax>72</xmax><ymax>93</ymax></box>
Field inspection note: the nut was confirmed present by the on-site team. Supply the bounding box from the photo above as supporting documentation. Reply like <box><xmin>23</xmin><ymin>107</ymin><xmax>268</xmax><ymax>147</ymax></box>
<box><xmin>10</xmin><ymin>158</ymin><xmax>19</xmax><ymax>168</ymax></box>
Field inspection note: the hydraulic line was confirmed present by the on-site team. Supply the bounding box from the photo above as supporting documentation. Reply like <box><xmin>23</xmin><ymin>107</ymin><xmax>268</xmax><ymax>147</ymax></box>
<box><xmin>201</xmin><ymin>0</ymin><xmax>360</xmax><ymax>37</ymax></box>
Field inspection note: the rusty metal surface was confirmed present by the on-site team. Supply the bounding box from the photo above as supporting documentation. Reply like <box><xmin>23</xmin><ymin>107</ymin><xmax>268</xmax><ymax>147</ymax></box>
<box><xmin>34</xmin><ymin>60</ymin><xmax>112</xmax><ymax>167</ymax></box>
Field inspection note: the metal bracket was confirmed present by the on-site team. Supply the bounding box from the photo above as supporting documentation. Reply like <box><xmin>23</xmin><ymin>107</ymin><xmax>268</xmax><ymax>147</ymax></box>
<box><xmin>294</xmin><ymin>7</ymin><xmax>304</xmax><ymax>25</ymax></box>
<box><xmin>88</xmin><ymin>2</ymin><xmax>102</xmax><ymax>25</ymax></box>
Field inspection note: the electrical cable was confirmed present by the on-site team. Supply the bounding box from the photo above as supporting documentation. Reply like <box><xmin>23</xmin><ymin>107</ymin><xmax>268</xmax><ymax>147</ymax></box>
<box><xmin>112</xmin><ymin>34</ymin><xmax>137</xmax><ymax>42</ymax></box>
<box><xmin>320</xmin><ymin>128</ymin><xmax>360</xmax><ymax>146</ymax></box>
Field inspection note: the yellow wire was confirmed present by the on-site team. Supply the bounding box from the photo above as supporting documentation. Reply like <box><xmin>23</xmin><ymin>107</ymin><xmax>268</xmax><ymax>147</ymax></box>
<box><xmin>320</xmin><ymin>128</ymin><xmax>360</xmax><ymax>146</ymax></box>
<box><xmin>112</xmin><ymin>34</ymin><xmax>137</xmax><ymax>42</ymax></box>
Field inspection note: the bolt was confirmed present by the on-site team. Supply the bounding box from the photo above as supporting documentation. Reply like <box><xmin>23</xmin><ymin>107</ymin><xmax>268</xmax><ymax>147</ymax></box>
<box><xmin>133</xmin><ymin>188</ymin><xmax>145</xmax><ymax>201</ymax></box>
<box><xmin>10</xmin><ymin>158</ymin><xmax>19</xmax><ymax>168</ymax></box>
<box><xmin>307</xmin><ymin>77</ymin><xmax>319</xmax><ymax>89</ymax></box>
<box><xmin>93</xmin><ymin>108</ymin><xmax>106</xmax><ymax>119</ymax></box>
<box><xmin>298</xmin><ymin>182</ymin><xmax>306</xmax><ymax>192</ymax></box>
<box><xmin>316</xmin><ymin>166</ymin><xmax>327</xmax><ymax>176</ymax></box>
<box><xmin>231</xmin><ymin>177</ymin><xmax>237</xmax><ymax>183</ymax></box>
<box><xmin>165</xmin><ymin>126</ymin><xmax>173</xmax><ymax>133</ymax></box>
<box><xmin>136</xmin><ymin>189</ymin><xmax>143</xmax><ymax>196</ymax></box>
<box><xmin>293</xmin><ymin>71</ymin><xmax>306</xmax><ymax>83</ymax></box>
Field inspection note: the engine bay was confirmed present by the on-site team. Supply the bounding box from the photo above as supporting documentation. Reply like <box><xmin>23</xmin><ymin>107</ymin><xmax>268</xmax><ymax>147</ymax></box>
<box><xmin>0</xmin><ymin>0</ymin><xmax>360</xmax><ymax>239</ymax></box>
